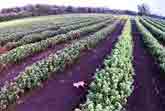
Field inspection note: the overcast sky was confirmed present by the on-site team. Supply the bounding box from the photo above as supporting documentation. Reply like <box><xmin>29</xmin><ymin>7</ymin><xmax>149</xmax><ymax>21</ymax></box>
<box><xmin>0</xmin><ymin>0</ymin><xmax>164</xmax><ymax>16</ymax></box>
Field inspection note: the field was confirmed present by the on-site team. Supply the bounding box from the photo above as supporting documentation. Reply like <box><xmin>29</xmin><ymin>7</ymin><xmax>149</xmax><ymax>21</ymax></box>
<box><xmin>0</xmin><ymin>14</ymin><xmax>165</xmax><ymax>111</ymax></box>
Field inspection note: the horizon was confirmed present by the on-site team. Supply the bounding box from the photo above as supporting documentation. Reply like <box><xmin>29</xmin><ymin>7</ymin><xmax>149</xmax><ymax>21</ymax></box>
<box><xmin>0</xmin><ymin>0</ymin><xmax>164</xmax><ymax>16</ymax></box>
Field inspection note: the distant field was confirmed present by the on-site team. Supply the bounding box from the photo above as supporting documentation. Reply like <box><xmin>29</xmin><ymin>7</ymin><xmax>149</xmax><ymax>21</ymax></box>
<box><xmin>0</xmin><ymin>14</ymin><xmax>111</xmax><ymax>28</ymax></box>
<box><xmin>0</xmin><ymin>14</ymin><xmax>165</xmax><ymax>111</ymax></box>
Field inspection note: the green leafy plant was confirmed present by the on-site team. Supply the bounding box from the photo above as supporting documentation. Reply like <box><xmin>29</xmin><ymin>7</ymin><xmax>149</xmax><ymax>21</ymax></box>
<box><xmin>77</xmin><ymin>18</ymin><xmax>134</xmax><ymax>111</ymax></box>
<box><xmin>139</xmin><ymin>17</ymin><xmax>165</xmax><ymax>42</ymax></box>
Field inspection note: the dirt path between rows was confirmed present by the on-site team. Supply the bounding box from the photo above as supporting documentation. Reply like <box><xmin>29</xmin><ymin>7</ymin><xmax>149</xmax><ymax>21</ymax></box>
<box><xmin>126</xmin><ymin>20</ymin><xmax>165</xmax><ymax>111</ymax></box>
<box><xmin>8</xmin><ymin>23</ymin><xmax>124</xmax><ymax>111</ymax></box>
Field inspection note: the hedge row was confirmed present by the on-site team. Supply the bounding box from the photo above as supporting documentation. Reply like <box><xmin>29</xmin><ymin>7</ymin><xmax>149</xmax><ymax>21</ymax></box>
<box><xmin>0</xmin><ymin>19</ymin><xmax>120</xmax><ymax>110</ymax></box>
<box><xmin>77</xmin><ymin>18</ymin><xmax>134</xmax><ymax>111</ymax></box>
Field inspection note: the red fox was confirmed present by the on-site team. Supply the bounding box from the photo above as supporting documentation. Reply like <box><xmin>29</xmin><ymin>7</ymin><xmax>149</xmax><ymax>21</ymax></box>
<box><xmin>73</xmin><ymin>81</ymin><xmax>86</xmax><ymax>88</ymax></box>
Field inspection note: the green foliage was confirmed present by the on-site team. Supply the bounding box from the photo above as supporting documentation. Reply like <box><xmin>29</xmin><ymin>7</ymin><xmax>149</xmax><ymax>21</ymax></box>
<box><xmin>0</xmin><ymin>18</ymin><xmax>114</xmax><ymax>65</ymax></box>
<box><xmin>154</xmin><ymin>18</ymin><xmax>165</xmax><ymax>26</ymax></box>
<box><xmin>0</xmin><ymin>20</ymin><xmax>119</xmax><ymax>110</ymax></box>
<box><xmin>136</xmin><ymin>17</ymin><xmax>165</xmax><ymax>72</ymax></box>
<box><xmin>139</xmin><ymin>17</ymin><xmax>165</xmax><ymax>42</ymax></box>
<box><xmin>14</xmin><ymin>17</ymin><xmax>109</xmax><ymax>47</ymax></box>
<box><xmin>0</xmin><ymin>17</ymin><xmax>102</xmax><ymax>46</ymax></box>
<box><xmin>143</xmin><ymin>17</ymin><xmax>165</xmax><ymax>31</ymax></box>
<box><xmin>78</xmin><ymin>18</ymin><xmax>134</xmax><ymax>111</ymax></box>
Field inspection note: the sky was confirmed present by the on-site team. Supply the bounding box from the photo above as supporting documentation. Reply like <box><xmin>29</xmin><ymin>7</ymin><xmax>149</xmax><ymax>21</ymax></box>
<box><xmin>0</xmin><ymin>0</ymin><xmax>164</xmax><ymax>16</ymax></box>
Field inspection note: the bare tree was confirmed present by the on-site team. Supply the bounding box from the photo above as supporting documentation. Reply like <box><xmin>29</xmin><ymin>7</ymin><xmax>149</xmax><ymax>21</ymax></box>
<box><xmin>138</xmin><ymin>3</ymin><xmax>151</xmax><ymax>15</ymax></box>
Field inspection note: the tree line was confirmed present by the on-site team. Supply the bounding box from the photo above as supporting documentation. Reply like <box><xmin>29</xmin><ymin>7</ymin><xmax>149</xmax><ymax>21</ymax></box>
<box><xmin>0</xmin><ymin>4</ymin><xmax>164</xmax><ymax>22</ymax></box>
<box><xmin>0</xmin><ymin>4</ymin><xmax>137</xmax><ymax>22</ymax></box>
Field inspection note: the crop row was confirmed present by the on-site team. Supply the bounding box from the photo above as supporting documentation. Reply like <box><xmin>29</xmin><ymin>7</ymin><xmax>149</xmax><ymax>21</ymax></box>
<box><xmin>1</xmin><ymin>18</ymin><xmax>111</xmax><ymax>49</ymax></box>
<box><xmin>139</xmin><ymin>17</ymin><xmax>165</xmax><ymax>42</ymax></box>
<box><xmin>136</xmin><ymin>18</ymin><xmax>165</xmax><ymax>72</ymax></box>
<box><xmin>0</xmin><ymin>17</ymin><xmax>77</xmax><ymax>37</ymax></box>
<box><xmin>0</xmin><ymin>18</ymin><xmax>72</xmax><ymax>45</ymax></box>
<box><xmin>77</xmin><ymin>18</ymin><xmax>134</xmax><ymax>111</ymax></box>
<box><xmin>0</xmin><ymin>17</ymin><xmax>104</xmax><ymax>46</ymax></box>
<box><xmin>152</xmin><ymin>17</ymin><xmax>165</xmax><ymax>26</ymax></box>
<box><xmin>0</xmin><ymin>18</ymin><xmax>114</xmax><ymax>71</ymax></box>
<box><xmin>0</xmin><ymin>16</ymin><xmax>101</xmax><ymax>37</ymax></box>
<box><xmin>0</xmin><ymin>19</ymin><xmax>120</xmax><ymax>110</ymax></box>
<box><xmin>7</xmin><ymin>17</ymin><xmax>112</xmax><ymax>48</ymax></box>
<box><xmin>146</xmin><ymin>17</ymin><xmax>165</xmax><ymax>28</ymax></box>
<box><xmin>142</xmin><ymin>17</ymin><xmax>165</xmax><ymax>31</ymax></box>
